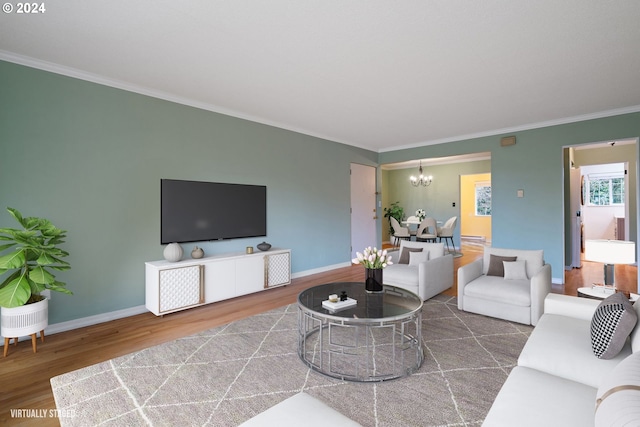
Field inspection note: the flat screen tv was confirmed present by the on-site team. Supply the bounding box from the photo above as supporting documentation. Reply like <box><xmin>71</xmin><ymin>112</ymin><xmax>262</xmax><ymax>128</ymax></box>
<box><xmin>161</xmin><ymin>179</ymin><xmax>267</xmax><ymax>244</ymax></box>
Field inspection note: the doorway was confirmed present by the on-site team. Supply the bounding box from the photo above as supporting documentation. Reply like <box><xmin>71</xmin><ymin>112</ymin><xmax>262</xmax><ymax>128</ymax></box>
<box><xmin>350</xmin><ymin>163</ymin><xmax>377</xmax><ymax>259</ymax></box>
<box><xmin>460</xmin><ymin>173</ymin><xmax>492</xmax><ymax>245</ymax></box>
<box><xmin>563</xmin><ymin>139</ymin><xmax>638</xmax><ymax>291</ymax></box>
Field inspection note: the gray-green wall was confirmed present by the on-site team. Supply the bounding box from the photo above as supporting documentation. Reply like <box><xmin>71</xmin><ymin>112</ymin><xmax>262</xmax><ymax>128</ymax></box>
<box><xmin>2</xmin><ymin>59</ymin><xmax>639</xmax><ymax>325</ymax></box>
<box><xmin>380</xmin><ymin>117</ymin><xmax>640</xmax><ymax>285</ymax></box>
<box><xmin>0</xmin><ymin>61</ymin><xmax>377</xmax><ymax>324</ymax></box>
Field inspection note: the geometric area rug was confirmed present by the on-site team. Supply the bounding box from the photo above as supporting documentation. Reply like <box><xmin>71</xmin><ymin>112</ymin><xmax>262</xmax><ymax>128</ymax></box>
<box><xmin>51</xmin><ymin>295</ymin><xmax>532</xmax><ymax>426</ymax></box>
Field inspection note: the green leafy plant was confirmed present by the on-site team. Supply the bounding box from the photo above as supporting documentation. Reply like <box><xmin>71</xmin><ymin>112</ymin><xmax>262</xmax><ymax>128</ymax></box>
<box><xmin>383</xmin><ymin>201</ymin><xmax>405</xmax><ymax>235</ymax></box>
<box><xmin>0</xmin><ymin>208</ymin><xmax>72</xmax><ymax>308</ymax></box>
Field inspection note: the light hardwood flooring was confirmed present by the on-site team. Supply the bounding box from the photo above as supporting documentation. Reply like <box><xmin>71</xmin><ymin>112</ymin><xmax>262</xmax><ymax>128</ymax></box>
<box><xmin>0</xmin><ymin>242</ymin><xmax>637</xmax><ymax>426</ymax></box>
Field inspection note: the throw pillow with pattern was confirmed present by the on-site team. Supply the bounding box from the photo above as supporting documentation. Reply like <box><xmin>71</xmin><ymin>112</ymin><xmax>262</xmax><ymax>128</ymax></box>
<box><xmin>590</xmin><ymin>293</ymin><xmax>638</xmax><ymax>359</ymax></box>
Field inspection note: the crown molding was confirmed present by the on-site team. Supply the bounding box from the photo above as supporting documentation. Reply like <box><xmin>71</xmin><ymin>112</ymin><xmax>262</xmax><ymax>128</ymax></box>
<box><xmin>2</xmin><ymin>50</ymin><xmax>639</xmax><ymax>156</ymax></box>
<box><xmin>0</xmin><ymin>51</ymin><xmax>365</xmax><ymax>149</ymax></box>
<box><xmin>379</xmin><ymin>105</ymin><xmax>640</xmax><ymax>153</ymax></box>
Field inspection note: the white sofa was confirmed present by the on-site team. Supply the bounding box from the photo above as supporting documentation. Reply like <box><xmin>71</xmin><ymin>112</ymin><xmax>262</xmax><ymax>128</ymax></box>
<box><xmin>384</xmin><ymin>241</ymin><xmax>454</xmax><ymax>300</ymax></box>
<box><xmin>483</xmin><ymin>293</ymin><xmax>640</xmax><ymax>426</ymax></box>
<box><xmin>458</xmin><ymin>247</ymin><xmax>552</xmax><ymax>325</ymax></box>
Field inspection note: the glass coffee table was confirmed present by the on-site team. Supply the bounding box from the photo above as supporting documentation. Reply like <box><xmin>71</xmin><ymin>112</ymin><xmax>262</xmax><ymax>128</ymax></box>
<box><xmin>297</xmin><ymin>282</ymin><xmax>423</xmax><ymax>382</ymax></box>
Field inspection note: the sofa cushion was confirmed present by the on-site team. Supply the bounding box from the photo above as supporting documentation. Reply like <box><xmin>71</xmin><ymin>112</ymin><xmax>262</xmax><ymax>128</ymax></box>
<box><xmin>482</xmin><ymin>366</ymin><xmax>597</xmax><ymax>427</ymax></box>
<box><xmin>398</xmin><ymin>247</ymin><xmax>423</xmax><ymax>264</ymax></box>
<box><xmin>591</xmin><ymin>293</ymin><xmax>637</xmax><ymax>359</ymax></box>
<box><xmin>595</xmin><ymin>351</ymin><xmax>640</xmax><ymax>427</ymax></box>
<box><xmin>519</xmin><ymin>313</ymin><xmax>631</xmax><ymax>388</ymax></box>
<box><xmin>408</xmin><ymin>250</ymin><xmax>429</xmax><ymax>265</ymax></box>
<box><xmin>486</xmin><ymin>254</ymin><xmax>517</xmax><ymax>277</ymax></box>
<box><xmin>503</xmin><ymin>260</ymin><xmax>528</xmax><ymax>280</ymax></box>
<box><xmin>463</xmin><ymin>275</ymin><xmax>531</xmax><ymax>306</ymax></box>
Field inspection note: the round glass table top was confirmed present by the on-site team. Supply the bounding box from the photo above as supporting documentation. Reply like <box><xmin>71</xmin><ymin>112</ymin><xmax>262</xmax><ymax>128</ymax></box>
<box><xmin>297</xmin><ymin>282</ymin><xmax>422</xmax><ymax>322</ymax></box>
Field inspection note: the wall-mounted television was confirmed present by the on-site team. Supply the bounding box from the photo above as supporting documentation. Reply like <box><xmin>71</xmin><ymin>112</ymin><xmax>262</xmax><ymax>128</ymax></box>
<box><xmin>161</xmin><ymin>179</ymin><xmax>267</xmax><ymax>244</ymax></box>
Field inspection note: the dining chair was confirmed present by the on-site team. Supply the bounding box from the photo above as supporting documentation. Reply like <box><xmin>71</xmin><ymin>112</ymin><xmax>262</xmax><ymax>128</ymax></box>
<box><xmin>389</xmin><ymin>217</ymin><xmax>411</xmax><ymax>247</ymax></box>
<box><xmin>416</xmin><ymin>217</ymin><xmax>437</xmax><ymax>242</ymax></box>
<box><xmin>437</xmin><ymin>216</ymin><xmax>458</xmax><ymax>254</ymax></box>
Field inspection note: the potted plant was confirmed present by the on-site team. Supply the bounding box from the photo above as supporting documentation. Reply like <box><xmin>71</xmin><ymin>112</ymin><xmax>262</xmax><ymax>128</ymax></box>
<box><xmin>383</xmin><ymin>201</ymin><xmax>405</xmax><ymax>235</ymax></box>
<box><xmin>0</xmin><ymin>208</ymin><xmax>72</xmax><ymax>356</ymax></box>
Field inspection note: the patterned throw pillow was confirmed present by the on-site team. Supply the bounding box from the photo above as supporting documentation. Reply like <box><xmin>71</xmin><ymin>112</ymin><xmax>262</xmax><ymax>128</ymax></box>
<box><xmin>590</xmin><ymin>293</ymin><xmax>638</xmax><ymax>359</ymax></box>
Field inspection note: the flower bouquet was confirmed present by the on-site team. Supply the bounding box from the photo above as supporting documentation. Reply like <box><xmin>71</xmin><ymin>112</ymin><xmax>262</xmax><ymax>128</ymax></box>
<box><xmin>415</xmin><ymin>209</ymin><xmax>426</xmax><ymax>221</ymax></box>
<box><xmin>352</xmin><ymin>247</ymin><xmax>393</xmax><ymax>292</ymax></box>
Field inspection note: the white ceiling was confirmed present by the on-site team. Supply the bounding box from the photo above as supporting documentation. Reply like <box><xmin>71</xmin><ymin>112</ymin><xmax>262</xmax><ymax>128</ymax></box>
<box><xmin>2</xmin><ymin>0</ymin><xmax>640</xmax><ymax>153</ymax></box>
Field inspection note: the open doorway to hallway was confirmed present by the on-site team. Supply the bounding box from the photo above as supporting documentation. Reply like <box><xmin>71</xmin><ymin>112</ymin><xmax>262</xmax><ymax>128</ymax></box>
<box><xmin>563</xmin><ymin>138</ymin><xmax>638</xmax><ymax>292</ymax></box>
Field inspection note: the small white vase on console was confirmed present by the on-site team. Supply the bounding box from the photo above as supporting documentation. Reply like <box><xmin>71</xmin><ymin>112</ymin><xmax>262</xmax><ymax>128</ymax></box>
<box><xmin>163</xmin><ymin>242</ymin><xmax>183</xmax><ymax>262</ymax></box>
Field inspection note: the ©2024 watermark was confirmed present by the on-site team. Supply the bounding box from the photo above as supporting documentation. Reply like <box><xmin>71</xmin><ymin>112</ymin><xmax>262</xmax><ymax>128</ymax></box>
<box><xmin>10</xmin><ymin>408</ymin><xmax>76</xmax><ymax>419</ymax></box>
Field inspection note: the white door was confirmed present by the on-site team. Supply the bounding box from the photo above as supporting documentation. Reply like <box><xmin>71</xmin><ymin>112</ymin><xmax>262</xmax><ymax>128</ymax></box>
<box><xmin>350</xmin><ymin>163</ymin><xmax>377</xmax><ymax>259</ymax></box>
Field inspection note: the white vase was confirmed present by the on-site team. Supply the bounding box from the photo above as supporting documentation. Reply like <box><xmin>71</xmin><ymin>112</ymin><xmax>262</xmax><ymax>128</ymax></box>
<box><xmin>1</xmin><ymin>297</ymin><xmax>48</xmax><ymax>339</ymax></box>
<box><xmin>163</xmin><ymin>243</ymin><xmax>183</xmax><ymax>262</ymax></box>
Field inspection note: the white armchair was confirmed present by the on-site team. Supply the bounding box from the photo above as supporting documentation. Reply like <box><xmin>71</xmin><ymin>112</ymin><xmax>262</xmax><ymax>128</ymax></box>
<box><xmin>457</xmin><ymin>247</ymin><xmax>552</xmax><ymax>326</ymax></box>
<box><xmin>384</xmin><ymin>240</ymin><xmax>454</xmax><ymax>301</ymax></box>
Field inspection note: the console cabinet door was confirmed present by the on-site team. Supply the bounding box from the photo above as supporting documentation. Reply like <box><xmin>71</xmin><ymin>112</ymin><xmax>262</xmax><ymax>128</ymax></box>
<box><xmin>205</xmin><ymin>260</ymin><xmax>236</xmax><ymax>303</ymax></box>
<box><xmin>158</xmin><ymin>265</ymin><xmax>203</xmax><ymax>314</ymax></box>
<box><xmin>235</xmin><ymin>256</ymin><xmax>265</xmax><ymax>296</ymax></box>
<box><xmin>266</xmin><ymin>251</ymin><xmax>291</xmax><ymax>288</ymax></box>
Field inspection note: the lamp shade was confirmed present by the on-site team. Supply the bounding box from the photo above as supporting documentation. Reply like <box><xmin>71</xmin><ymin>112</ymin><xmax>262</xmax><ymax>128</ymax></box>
<box><xmin>584</xmin><ymin>240</ymin><xmax>636</xmax><ymax>265</ymax></box>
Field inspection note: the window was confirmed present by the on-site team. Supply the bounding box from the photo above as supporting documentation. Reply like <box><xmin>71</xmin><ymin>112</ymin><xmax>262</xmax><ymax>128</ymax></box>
<box><xmin>475</xmin><ymin>183</ymin><xmax>491</xmax><ymax>216</ymax></box>
<box><xmin>587</xmin><ymin>174</ymin><xmax>624</xmax><ymax>206</ymax></box>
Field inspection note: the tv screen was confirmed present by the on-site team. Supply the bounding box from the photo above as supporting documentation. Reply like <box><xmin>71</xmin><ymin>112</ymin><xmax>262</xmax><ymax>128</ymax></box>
<box><xmin>161</xmin><ymin>179</ymin><xmax>267</xmax><ymax>244</ymax></box>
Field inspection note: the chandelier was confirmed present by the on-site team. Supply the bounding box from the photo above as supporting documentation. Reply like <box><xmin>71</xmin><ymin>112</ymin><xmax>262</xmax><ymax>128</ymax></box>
<box><xmin>410</xmin><ymin>161</ymin><xmax>432</xmax><ymax>187</ymax></box>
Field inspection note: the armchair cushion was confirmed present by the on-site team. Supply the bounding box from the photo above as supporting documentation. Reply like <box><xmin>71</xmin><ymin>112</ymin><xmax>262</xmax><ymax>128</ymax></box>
<box><xmin>463</xmin><ymin>276</ymin><xmax>531</xmax><ymax>306</ymax></box>
<box><xmin>503</xmin><ymin>260</ymin><xmax>528</xmax><ymax>280</ymax></box>
<box><xmin>487</xmin><ymin>254</ymin><xmax>517</xmax><ymax>277</ymax></box>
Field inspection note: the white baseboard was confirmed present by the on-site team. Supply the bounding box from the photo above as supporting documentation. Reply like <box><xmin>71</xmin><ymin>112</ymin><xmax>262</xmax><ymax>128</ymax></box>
<box><xmin>3</xmin><ymin>262</ymin><xmax>353</xmax><ymax>346</ymax></box>
<box><xmin>291</xmin><ymin>262</ymin><xmax>351</xmax><ymax>279</ymax></box>
<box><xmin>2</xmin><ymin>304</ymin><xmax>148</xmax><ymax>346</ymax></box>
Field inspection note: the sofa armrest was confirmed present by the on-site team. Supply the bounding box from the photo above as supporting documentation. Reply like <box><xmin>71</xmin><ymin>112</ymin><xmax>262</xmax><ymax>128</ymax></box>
<box><xmin>457</xmin><ymin>258</ymin><xmax>483</xmax><ymax>310</ymax></box>
<box><xmin>529</xmin><ymin>264</ymin><xmax>552</xmax><ymax>326</ymax></box>
<box><xmin>543</xmin><ymin>293</ymin><xmax>600</xmax><ymax>321</ymax></box>
<box><xmin>418</xmin><ymin>254</ymin><xmax>454</xmax><ymax>297</ymax></box>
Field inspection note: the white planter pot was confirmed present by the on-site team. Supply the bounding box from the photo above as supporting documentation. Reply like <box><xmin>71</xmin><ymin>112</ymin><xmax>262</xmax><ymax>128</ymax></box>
<box><xmin>1</xmin><ymin>297</ymin><xmax>48</xmax><ymax>339</ymax></box>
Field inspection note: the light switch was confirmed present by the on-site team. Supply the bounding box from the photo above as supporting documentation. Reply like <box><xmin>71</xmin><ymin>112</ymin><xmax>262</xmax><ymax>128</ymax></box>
<box><xmin>517</xmin><ymin>189</ymin><xmax>524</xmax><ymax>198</ymax></box>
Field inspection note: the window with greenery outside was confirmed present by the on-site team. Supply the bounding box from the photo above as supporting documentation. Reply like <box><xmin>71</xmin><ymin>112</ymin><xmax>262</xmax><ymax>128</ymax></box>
<box><xmin>588</xmin><ymin>175</ymin><xmax>624</xmax><ymax>206</ymax></box>
<box><xmin>475</xmin><ymin>184</ymin><xmax>491</xmax><ymax>216</ymax></box>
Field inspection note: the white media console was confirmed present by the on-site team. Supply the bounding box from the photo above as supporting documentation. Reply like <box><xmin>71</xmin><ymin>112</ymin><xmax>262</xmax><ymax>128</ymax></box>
<box><xmin>145</xmin><ymin>248</ymin><xmax>291</xmax><ymax>316</ymax></box>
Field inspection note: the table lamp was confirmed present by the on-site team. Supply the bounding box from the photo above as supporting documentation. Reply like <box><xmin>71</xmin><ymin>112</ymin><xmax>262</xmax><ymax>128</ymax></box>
<box><xmin>584</xmin><ymin>240</ymin><xmax>636</xmax><ymax>290</ymax></box>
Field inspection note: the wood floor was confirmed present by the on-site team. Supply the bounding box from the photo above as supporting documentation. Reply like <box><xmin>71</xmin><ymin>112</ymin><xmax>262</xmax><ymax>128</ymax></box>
<box><xmin>0</xmin><ymin>243</ymin><xmax>637</xmax><ymax>426</ymax></box>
